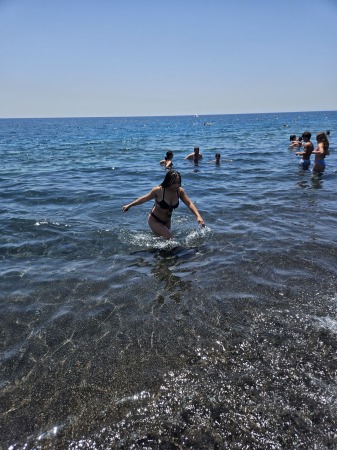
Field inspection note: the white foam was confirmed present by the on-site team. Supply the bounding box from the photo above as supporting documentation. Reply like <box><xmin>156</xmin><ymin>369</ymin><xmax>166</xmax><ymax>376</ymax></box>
<box><xmin>315</xmin><ymin>316</ymin><xmax>337</xmax><ymax>334</ymax></box>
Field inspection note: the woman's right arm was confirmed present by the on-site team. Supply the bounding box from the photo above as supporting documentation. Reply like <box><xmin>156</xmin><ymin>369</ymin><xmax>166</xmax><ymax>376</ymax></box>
<box><xmin>122</xmin><ymin>187</ymin><xmax>158</xmax><ymax>212</ymax></box>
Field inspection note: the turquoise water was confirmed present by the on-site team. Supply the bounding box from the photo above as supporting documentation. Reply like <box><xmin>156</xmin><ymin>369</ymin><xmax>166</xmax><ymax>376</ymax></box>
<box><xmin>1</xmin><ymin>112</ymin><xmax>337</xmax><ymax>448</ymax></box>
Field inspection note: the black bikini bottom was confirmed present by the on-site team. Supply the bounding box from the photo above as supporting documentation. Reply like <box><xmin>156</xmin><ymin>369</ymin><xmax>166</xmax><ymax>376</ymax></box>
<box><xmin>150</xmin><ymin>211</ymin><xmax>170</xmax><ymax>225</ymax></box>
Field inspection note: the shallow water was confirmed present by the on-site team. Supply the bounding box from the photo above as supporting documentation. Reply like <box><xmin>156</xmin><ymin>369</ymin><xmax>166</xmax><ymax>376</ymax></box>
<box><xmin>1</xmin><ymin>112</ymin><xmax>337</xmax><ymax>449</ymax></box>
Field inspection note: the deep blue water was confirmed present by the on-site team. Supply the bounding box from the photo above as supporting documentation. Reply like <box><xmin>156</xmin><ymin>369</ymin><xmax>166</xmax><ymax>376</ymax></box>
<box><xmin>1</xmin><ymin>112</ymin><xmax>337</xmax><ymax>449</ymax></box>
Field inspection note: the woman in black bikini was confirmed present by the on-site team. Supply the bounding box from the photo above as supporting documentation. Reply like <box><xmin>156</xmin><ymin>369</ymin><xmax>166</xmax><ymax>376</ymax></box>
<box><xmin>122</xmin><ymin>170</ymin><xmax>205</xmax><ymax>239</ymax></box>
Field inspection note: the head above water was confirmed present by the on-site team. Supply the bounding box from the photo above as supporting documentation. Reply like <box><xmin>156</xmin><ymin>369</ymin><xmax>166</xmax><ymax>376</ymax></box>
<box><xmin>316</xmin><ymin>131</ymin><xmax>329</xmax><ymax>147</ymax></box>
<box><xmin>301</xmin><ymin>131</ymin><xmax>311</xmax><ymax>140</ymax></box>
<box><xmin>316</xmin><ymin>131</ymin><xmax>327</xmax><ymax>140</ymax></box>
<box><xmin>165</xmin><ymin>151</ymin><xmax>174</xmax><ymax>160</ymax></box>
<box><xmin>290</xmin><ymin>135</ymin><xmax>296</xmax><ymax>141</ymax></box>
<box><xmin>161</xmin><ymin>170</ymin><xmax>182</xmax><ymax>188</ymax></box>
<box><xmin>194</xmin><ymin>146</ymin><xmax>200</xmax><ymax>154</ymax></box>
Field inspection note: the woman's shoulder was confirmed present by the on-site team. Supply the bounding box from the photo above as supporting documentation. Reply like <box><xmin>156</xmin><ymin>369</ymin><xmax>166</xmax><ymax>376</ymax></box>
<box><xmin>150</xmin><ymin>185</ymin><xmax>162</xmax><ymax>195</ymax></box>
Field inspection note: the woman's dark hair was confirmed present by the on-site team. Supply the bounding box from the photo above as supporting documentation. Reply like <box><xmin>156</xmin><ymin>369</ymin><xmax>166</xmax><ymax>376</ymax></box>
<box><xmin>215</xmin><ymin>153</ymin><xmax>221</xmax><ymax>158</ymax></box>
<box><xmin>290</xmin><ymin>135</ymin><xmax>296</xmax><ymax>141</ymax></box>
<box><xmin>316</xmin><ymin>131</ymin><xmax>330</xmax><ymax>155</ymax></box>
<box><xmin>161</xmin><ymin>170</ymin><xmax>181</xmax><ymax>188</ymax></box>
<box><xmin>165</xmin><ymin>151</ymin><xmax>174</xmax><ymax>160</ymax></box>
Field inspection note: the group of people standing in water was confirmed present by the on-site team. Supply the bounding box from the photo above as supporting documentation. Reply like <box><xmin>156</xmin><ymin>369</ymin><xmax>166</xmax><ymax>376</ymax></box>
<box><xmin>290</xmin><ymin>131</ymin><xmax>330</xmax><ymax>172</ymax></box>
<box><xmin>122</xmin><ymin>131</ymin><xmax>331</xmax><ymax>240</ymax></box>
<box><xmin>159</xmin><ymin>146</ymin><xmax>221</xmax><ymax>169</ymax></box>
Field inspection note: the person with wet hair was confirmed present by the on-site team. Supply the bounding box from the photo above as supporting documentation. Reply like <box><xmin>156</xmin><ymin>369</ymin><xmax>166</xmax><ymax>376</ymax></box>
<box><xmin>289</xmin><ymin>135</ymin><xmax>302</xmax><ymax>148</ymax></box>
<box><xmin>326</xmin><ymin>130</ymin><xmax>330</xmax><ymax>143</ymax></box>
<box><xmin>160</xmin><ymin>151</ymin><xmax>174</xmax><ymax>169</ymax></box>
<box><xmin>312</xmin><ymin>131</ymin><xmax>330</xmax><ymax>173</ymax></box>
<box><xmin>296</xmin><ymin>131</ymin><xmax>314</xmax><ymax>170</ymax></box>
<box><xmin>208</xmin><ymin>153</ymin><xmax>221</xmax><ymax>165</ymax></box>
<box><xmin>185</xmin><ymin>146</ymin><xmax>203</xmax><ymax>161</ymax></box>
<box><xmin>122</xmin><ymin>170</ymin><xmax>205</xmax><ymax>239</ymax></box>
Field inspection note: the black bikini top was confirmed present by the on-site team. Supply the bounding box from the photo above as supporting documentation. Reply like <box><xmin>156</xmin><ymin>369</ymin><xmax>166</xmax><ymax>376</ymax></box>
<box><xmin>156</xmin><ymin>187</ymin><xmax>179</xmax><ymax>211</ymax></box>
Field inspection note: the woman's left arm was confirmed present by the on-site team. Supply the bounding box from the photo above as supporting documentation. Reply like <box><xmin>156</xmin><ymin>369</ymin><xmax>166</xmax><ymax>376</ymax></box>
<box><xmin>180</xmin><ymin>188</ymin><xmax>205</xmax><ymax>227</ymax></box>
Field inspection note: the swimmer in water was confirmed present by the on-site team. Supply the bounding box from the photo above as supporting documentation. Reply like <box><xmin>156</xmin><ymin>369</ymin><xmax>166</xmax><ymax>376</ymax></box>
<box><xmin>160</xmin><ymin>151</ymin><xmax>174</xmax><ymax>169</ymax></box>
<box><xmin>208</xmin><ymin>153</ymin><xmax>221</xmax><ymax>165</ymax></box>
<box><xmin>185</xmin><ymin>146</ymin><xmax>203</xmax><ymax>162</ymax></box>
<box><xmin>289</xmin><ymin>135</ymin><xmax>302</xmax><ymax>148</ymax></box>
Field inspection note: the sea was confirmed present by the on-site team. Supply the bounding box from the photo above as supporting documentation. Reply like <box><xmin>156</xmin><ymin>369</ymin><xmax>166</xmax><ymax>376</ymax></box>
<box><xmin>1</xmin><ymin>111</ymin><xmax>337</xmax><ymax>449</ymax></box>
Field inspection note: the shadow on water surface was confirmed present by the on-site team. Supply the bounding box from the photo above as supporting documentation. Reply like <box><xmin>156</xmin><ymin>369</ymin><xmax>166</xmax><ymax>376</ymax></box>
<box><xmin>296</xmin><ymin>169</ymin><xmax>325</xmax><ymax>190</ymax></box>
<box><xmin>130</xmin><ymin>244</ymin><xmax>200</xmax><ymax>302</ymax></box>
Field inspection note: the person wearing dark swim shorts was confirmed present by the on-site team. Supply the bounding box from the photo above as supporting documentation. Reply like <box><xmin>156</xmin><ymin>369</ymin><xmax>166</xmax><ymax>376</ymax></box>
<box><xmin>296</xmin><ymin>131</ymin><xmax>314</xmax><ymax>170</ymax></box>
<box><xmin>122</xmin><ymin>170</ymin><xmax>205</xmax><ymax>239</ymax></box>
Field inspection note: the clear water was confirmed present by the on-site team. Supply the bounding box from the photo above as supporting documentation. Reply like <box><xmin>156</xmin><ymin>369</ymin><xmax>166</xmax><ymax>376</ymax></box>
<box><xmin>1</xmin><ymin>112</ymin><xmax>337</xmax><ymax>449</ymax></box>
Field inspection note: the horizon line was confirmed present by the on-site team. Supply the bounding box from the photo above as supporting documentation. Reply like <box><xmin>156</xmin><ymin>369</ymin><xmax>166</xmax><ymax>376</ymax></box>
<box><xmin>1</xmin><ymin>109</ymin><xmax>336</xmax><ymax>120</ymax></box>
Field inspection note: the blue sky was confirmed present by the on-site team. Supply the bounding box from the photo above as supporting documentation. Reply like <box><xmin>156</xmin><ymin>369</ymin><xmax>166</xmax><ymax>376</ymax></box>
<box><xmin>1</xmin><ymin>0</ymin><xmax>336</xmax><ymax>118</ymax></box>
